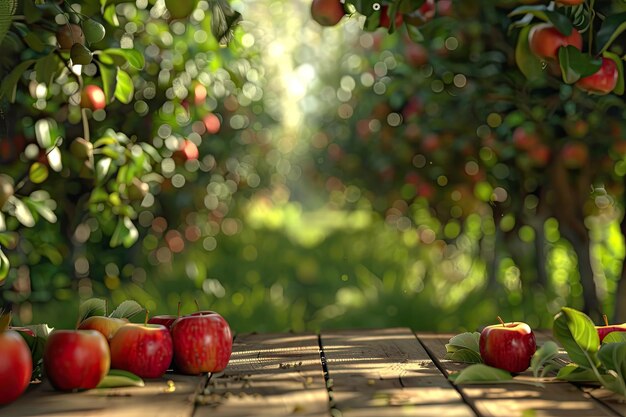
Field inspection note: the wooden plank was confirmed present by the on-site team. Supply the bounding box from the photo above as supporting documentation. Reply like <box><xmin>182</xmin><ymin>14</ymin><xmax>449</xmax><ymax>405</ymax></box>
<box><xmin>536</xmin><ymin>330</ymin><xmax>626</xmax><ymax>417</ymax></box>
<box><xmin>418</xmin><ymin>333</ymin><xmax>620</xmax><ymax>417</ymax></box>
<box><xmin>0</xmin><ymin>372</ymin><xmax>205</xmax><ymax>417</ymax></box>
<box><xmin>194</xmin><ymin>332</ymin><xmax>329</xmax><ymax>417</ymax></box>
<box><xmin>320</xmin><ymin>328</ymin><xmax>475</xmax><ymax>417</ymax></box>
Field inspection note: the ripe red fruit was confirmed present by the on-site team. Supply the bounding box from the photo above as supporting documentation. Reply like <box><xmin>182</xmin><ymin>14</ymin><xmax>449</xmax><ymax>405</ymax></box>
<box><xmin>576</xmin><ymin>57</ymin><xmax>618</xmax><ymax>95</ymax></box>
<box><xmin>479</xmin><ymin>320</ymin><xmax>536</xmax><ymax>373</ymax></box>
<box><xmin>77</xmin><ymin>316</ymin><xmax>129</xmax><ymax>341</ymax></box>
<box><xmin>512</xmin><ymin>127</ymin><xmax>540</xmax><ymax>151</ymax></box>
<box><xmin>147</xmin><ymin>315</ymin><xmax>179</xmax><ymax>329</ymax></box>
<box><xmin>560</xmin><ymin>142</ymin><xmax>589</xmax><ymax>169</ymax></box>
<box><xmin>44</xmin><ymin>330</ymin><xmax>110</xmax><ymax>391</ymax></box>
<box><xmin>109</xmin><ymin>324</ymin><xmax>173</xmax><ymax>379</ymax></box>
<box><xmin>528</xmin><ymin>23</ymin><xmax>582</xmax><ymax>60</ymax></box>
<box><xmin>0</xmin><ymin>330</ymin><xmax>32</xmax><ymax>404</ymax></box>
<box><xmin>310</xmin><ymin>0</ymin><xmax>345</xmax><ymax>27</ymax></box>
<box><xmin>596</xmin><ymin>315</ymin><xmax>626</xmax><ymax>342</ymax></box>
<box><xmin>171</xmin><ymin>313</ymin><xmax>232</xmax><ymax>374</ymax></box>
<box><xmin>379</xmin><ymin>5</ymin><xmax>404</xmax><ymax>29</ymax></box>
<box><xmin>419</xmin><ymin>0</ymin><xmax>436</xmax><ymax>21</ymax></box>
<box><xmin>81</xmin><ymin>85</ymin><xmax>106</xmax><ymax>111</ymax></box>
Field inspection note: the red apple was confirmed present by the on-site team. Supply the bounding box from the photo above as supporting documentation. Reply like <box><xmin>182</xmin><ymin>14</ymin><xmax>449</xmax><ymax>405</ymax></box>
<box><xmin>81</xmin><ymin>85</ymin><xmax>106</xmax><ymax>111</ymax></box>
<box><xmin>0</xmin><ymin>329</ymin><xmax>32</xmax><ymax>404</ymax></box>
<box><xmin>576</xmin><ymin>57</ymin><xmax>618</xmax><ymax>95</ymax></box>
<box><xmin>479</xmin><ymin>319</ymin><xmax>536</xmax><ymax>373</ymax></box>
<box><xmin>78</xmin><ymin>316</ymin><xmax>129</xmax><ymax>341</ymax></box>
<box><xmin>528</xmin><ymin>23</ymin><xmax>582</xmax><ymax>61</ymax></box>
<box><xmin>44</xmin><ymin>330</ymin><xmax>110</xmax><ymax>391</ymax></box>
<box><xmin>171</xmin><ymin>313</ymin><xmax>232</xmax><ymax>374</ymax></box>
<box><xmin>512</xmin><ymin>127</ymin><xmax>540</xmax><ymax>151</ymax></box>
<box><xmin>596</xmin><ymin>315</ymin><xmax>626</xmax><ymax>342</ymax></box>
<box><xmin>109</xmin><ymin>324</ymin><xmax>173</xmax><ymax>378</ymax></box>
<box><xmin>310</xmin><ymin>0</ymin><xmax>345</xmax><ymax>27</ymax></box>
<box><xmin>560</xmin><ymin>141</ymin><xmax>588</xmax><ymax>169</ymax></box>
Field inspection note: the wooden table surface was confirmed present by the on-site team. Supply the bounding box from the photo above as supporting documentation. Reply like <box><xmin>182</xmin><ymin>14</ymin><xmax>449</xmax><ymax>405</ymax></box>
<box><xmin>3</xmin><ymin>328</ymin><xmax>626</xmax><ymax>417</ymax></box>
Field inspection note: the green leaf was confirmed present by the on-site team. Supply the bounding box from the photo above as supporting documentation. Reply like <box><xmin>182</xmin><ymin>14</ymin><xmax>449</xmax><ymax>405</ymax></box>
<box><xmin>515</xmin><ymin>26</ymin><xmax>547</xmax><ymax>84</ymax></box>
<box><xmin>13</xmin><ymin>198</ymin><xmax>35</xmax><ymax>227</ymax></box>
<box><xmin>0</xmin><ymin>59</ymin><xmax>36</xmax><ymax>102</ymax></box>
<box><xmin>598</xmin><ymin>343</ymin><xmax>626</xmax><ymax>397</ymax></box>
<box><xmin>23</xmin><ymin>0</ymin><xmax>42</xmax><ymax>24</ymax></box>
<box><xmin>23</xmin><ymin>31</ymin><xmax>44</xmax><ymax>52</ymax></box>
<box><xmin>0</xmin><ymin>248</ymin><xmax>9</xmax><ymax>282</ymax></box>
<box><xmin>558</xmin><ymin>46</ymin><xmax>602</xmax><ymax>84</ymax></box>
<box><xmin>0</xmin><ymin>232</ymin><xmax>17</xmax><ymax>248</ymax></box>
<box><xmin>102</xmin><ymin>4</ymin><xmax>119</xmax><ymax>27</ymax></box>
<box><xmin>78</xmin><ymin>298</ymin><xmax>106</xmax><ymax>323</ymax></box>
<box><xmin>556</xmin><ymin>363</ymin><xmax>599</xmax><ymax>382</ymax></box>
<box><xmin>109</xmin><ymin>300</ymin><xmax>143</xmax><ymax>319</ymax></box>
<box><xmin>110</xmin><ymin>216</ymin><xmax>138</xmax><ymax>248</ymax></box>
<box><xmin>596</xmin><ymin>12</ymin><xmax>626</xmax><ymax>54</ymax></box>
<box><xmin>101</xmin><ymin>48</ymin><xmax>144</xmax><ymax>70</ymax></box>
<box><xmin>34</xmin><ymin>53</ymin><xmax>60</xmax><ymax>85</ymax></box>
<box><xmin>450</xmin><ymin>364</ymin><xmax>544</xmax><ymax>387</ymax></box>
<box><xmin>0</xmin><ymin>0</ymin><xmax>17</xmax><ymax>47</ymax></box>
<box><xmin>604</xmin><ymin>52</ymin><xmax>624</xmax><ymax>96</ymax></box>
<box><xmin>97</xmin><ymin>369</ymin><xmax>144</xmax><ymax>388</ymax></box>
<box><xmin>350</xmin><ymin>0</ymin><xmax>379</xmax><ymax>17</ymax></box>
<box><xmin>603</xmin><ymin>331</ymin><xmax>626</xmax><ymax>344</ymax></box>
<box><xmin>508</xmin><ymin>5</ymin><xmax>549</xmax><ymax>22</ymax></box>
<box><xmin>530</xmin><ymin>341</ymin><xmax>560</xmax><ymax>378</ymax></box>
<box><xmin>444</xmin><ymin>349</ymin><xmax>483</xmax><ymax>364</ymax></box>
<box><xmin>446</xmin><ymin>332</ymin><xmax>481</xmax><ymax>353</ymax></box>
<box><xmin>553</xmin><ymin>307</ymin><xmax>600</xmax><ymax>369</ymax></box>
<box><xmin>96</xmin><ymin>157</ymin><xmax>113</xmax><ymax>182</ymax></box>
<box><xmin>449</xmin><ymin>364</ymin><xmax>513</xmax><ymax>384</ymax></box>
<box><xmin>544</xmin><ymin>10</ymin><xmax>573</xmax><ymax>36</ymax></box>
<box><xmin>406</xmin><ymin>25</ymin><xmax>425</xmax><ymax>43</ymax></box>
<box><xmin>114</xmin><ymin>69</ymin><xmax>133</xmax><ymax>104</ymax></box>
<box><xmin>83</xmin><ymin>19</ymin><xmax>106</xmax><ymax>44</ymax></box>
<box><xmin>25</xmin><ymin>197</ymin><xmax>57</xmax><ymax>223</ymax></box>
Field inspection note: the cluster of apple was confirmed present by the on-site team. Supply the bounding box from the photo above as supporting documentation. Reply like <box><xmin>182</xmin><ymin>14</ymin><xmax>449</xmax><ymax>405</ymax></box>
<box><xmin>0</xmin><ymin>304</ymin><xmax>232</xmax><ymax>404</ymax></box>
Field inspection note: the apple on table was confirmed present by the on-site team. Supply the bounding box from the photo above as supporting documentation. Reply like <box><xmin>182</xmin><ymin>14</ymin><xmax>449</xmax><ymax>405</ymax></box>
<box><xmin>43</xmin><ymin>329</ymin><xmax>110</xmax><ymax>391</ymax></box>
<box><xmin>171</xmin><ymin>311</ymin><xmax>233</xmax><ymax>374</ymax></box>
<box><xmin>0</xmin><ymin>314</ymin><xmax>32</xmax><ymax>405</ymax></box>
<box><xmin>596</xmin><ymin>314</ymin><xmax>626</xmax><ymax>342</ymax></box>
<box><xmin>479</xmin><ymin>317</ymin><xmax>536</xmax><ymax>373</ymax></box>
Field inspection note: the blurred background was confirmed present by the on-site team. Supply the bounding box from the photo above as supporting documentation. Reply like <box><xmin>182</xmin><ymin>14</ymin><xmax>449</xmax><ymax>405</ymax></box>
<box><xmin>1</xmin><ymin>0</ymin><xmax>625</xmax><ymax>333</ymax></box>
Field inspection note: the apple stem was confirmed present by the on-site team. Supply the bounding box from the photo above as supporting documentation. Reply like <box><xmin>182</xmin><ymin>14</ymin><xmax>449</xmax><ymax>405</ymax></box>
<box><xmin>177</xmin><ymin>301</ymin><xmax>181</xmax><ymax>318</ymax></box>
<box><xmin>194</xmin><ymin>299</ymin><xmax>200</xmax><ymax>312</ymax></box>
<box><xmin>497</xmin><ymin>316</ymin><xmax>505</xmax><ymax>326</ymax></box>
<box><xmin>105</xmin><ymin>299</ymin><xmax>108</xmax><ymax>317</ymax></box>
<box><xmin>144</xmin><ymin>309</ymin><xmax>149</xmax><ymax>326</ymax></box>
<box><xmin>603</xmin><ymin>314</ymin><xmax>609</xmax><ymax>327</ymax></box>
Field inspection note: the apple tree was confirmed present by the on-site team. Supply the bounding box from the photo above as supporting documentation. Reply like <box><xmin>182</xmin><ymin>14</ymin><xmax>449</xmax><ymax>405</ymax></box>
<box><xmin>307</xmin><ymin>0</ymin><xmax>626</xmax><ymax>322</ymax></box>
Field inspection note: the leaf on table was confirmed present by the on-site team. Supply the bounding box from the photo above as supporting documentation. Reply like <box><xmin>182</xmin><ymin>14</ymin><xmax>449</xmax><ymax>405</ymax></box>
<box><xmin>109</xmin><ymin>300</ymin><xmax>143</xmax><ymax>319</ymax></box>
<box><xmin>78</xmin><ymin>298</ymin><xmax>106</xmax><ymax>323</ymax></box>
<box><xmin>598</xmin><ymin>342</ymin><xmax>626</xmax><ymax>394</ymax></box>
<box><xmin>530</xmin><ymin>341</ymin><xmax>561</xmax><ymax>378</ymax></box>
<box><xmin>450</xmin><ymin>364</ymin><xmax>544</xmax><ymax>387</ymax></box>
<box><xmin>556</xmin><ymin>363</ymin><xmax>599</xmax><ymax>382</ymax></box>
<box><xmin>97</xmin><ymin>369</ymin><xmax>145</xmax><ymax>388</ymax></box>
<box><xmin>446</xmin><ymin>331</ymin><xmax>481</xmax><ymax>353</ymax></box>
<box><xmin>444</xmin><ymin>349</ymin><xmax>483</xmax><ymax>364</ymax></box>
<box><xmin>553</xmin><ymin>307</ymin><xmax>600</xmax><ymax>369</ymax></box>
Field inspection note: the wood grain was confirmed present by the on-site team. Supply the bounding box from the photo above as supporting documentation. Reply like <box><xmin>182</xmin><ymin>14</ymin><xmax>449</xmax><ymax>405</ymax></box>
<box><xmin>0</xmin><ymin>373</ymin><xmax>205</xmax><ymax>417</ymax></box>
<box><xmin>320</xmin><ymin>328</ymin><xmax>475</xmax><ymax>416</ymax></box>
<box><xmin>419</xmin><ymin>333</ymin><xmax>619</xmax><ymax>417</ymax></box>
<box><xmin>193</xmin><ymin>332</ymin><xmax>329</xmax><ymax>417</ymax></box>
